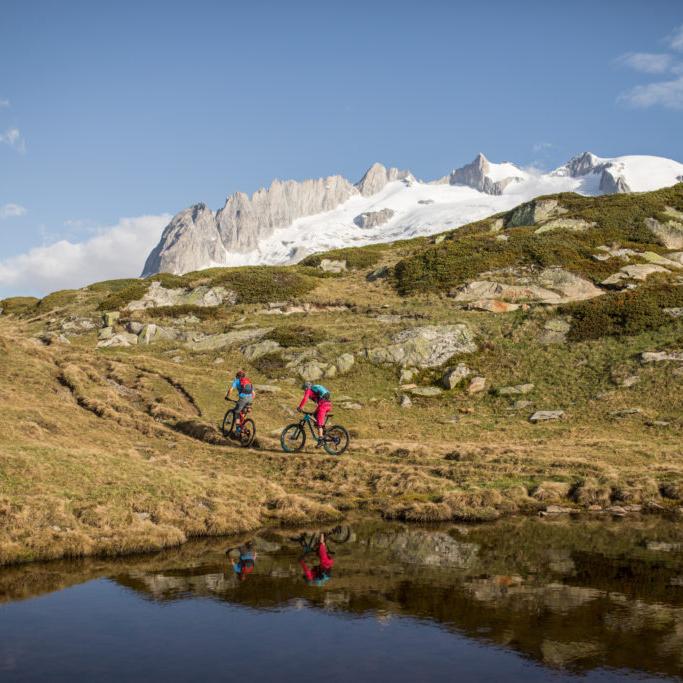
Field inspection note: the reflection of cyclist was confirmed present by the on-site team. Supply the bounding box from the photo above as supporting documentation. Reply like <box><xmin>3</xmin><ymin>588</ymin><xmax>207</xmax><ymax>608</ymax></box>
<box><xmin>225</xmin><ymin>370</ymin><xmax>255</xmax><ymax>433</ymax></box>
<box><xmin>297</xmin><ymin>382</ymin><xmax>332</xmax><ymax>448</ymax></box>
<box><xmin>227</xmin><ymin>542</ymin><xmax>256</xmax><ymax>581</ymax></box>
<box><xmin>299</xmin><ymin>533</ymin><xmax>334</xmax><ymax>586</ymax></box>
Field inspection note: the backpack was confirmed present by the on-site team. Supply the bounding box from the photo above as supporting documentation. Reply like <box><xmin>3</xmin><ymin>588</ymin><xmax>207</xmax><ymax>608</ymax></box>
<box><xmin>311</xmin><ymin>384</ymin><xmax>330</xmax><ymax>400</ymax></box>
<box><xmin>239</xmin><ymin>376</ymin><xmax>254</xmax><ymax>394</ymax></box>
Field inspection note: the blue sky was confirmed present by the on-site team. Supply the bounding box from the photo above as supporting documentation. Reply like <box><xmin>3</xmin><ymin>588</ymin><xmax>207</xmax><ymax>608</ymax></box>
<box><xmin>1</xmin><ymin>0</ymin><xmax>682</xmax><ymax>296</ymax></box>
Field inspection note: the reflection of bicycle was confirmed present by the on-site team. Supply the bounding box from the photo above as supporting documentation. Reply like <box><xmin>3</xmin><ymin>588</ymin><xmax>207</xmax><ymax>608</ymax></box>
<box><xmin>222</xmin><ymin>399</ymin><xmax>256</xmax><ymax>447</ymax></box>
<box><xmin>289</xmin><ymin>525</ymin><xmax>352</xmax><ymax>554</ymax></box>
<box><xmin>280</xmin><ymin>411</ymin><xmax>349</xmax><ymax>456</ymax></box>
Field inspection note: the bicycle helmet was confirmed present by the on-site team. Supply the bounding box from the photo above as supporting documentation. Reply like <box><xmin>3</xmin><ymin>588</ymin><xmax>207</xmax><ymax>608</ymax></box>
<box><xmin>302</xmin><ymin>381</ymin><xmax>312</xmax><ymax>390</ymax></box>
<box><xmin>235</xmin><ymin>369</ymin><xmax>246</xmax><ymax>378</ymax></box>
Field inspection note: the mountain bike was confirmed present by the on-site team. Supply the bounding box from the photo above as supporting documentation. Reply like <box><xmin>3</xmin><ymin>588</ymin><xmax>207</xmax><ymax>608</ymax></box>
<box><xmin>280</xmin><ymin>411</ymin><xmax>349</xmax><ymax>456</ymax></box>
<box><xmin>221</xmin><ymin>399</ymin><xmax>256</xmax><ymax>448</ymax></box>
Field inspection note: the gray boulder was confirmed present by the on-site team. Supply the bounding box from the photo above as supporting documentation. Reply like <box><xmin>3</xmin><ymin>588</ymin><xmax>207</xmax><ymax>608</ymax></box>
<box><xmin>506</xmin><ymin>198</ymin><xmax>566</xmax><ymax>227</ymax></box>
<box><xmin>335</xmin><ymin>353</ymin><xmax>355</xmax><ymax>375</ymax></box>
<box><xmin>241</xmin><ymin>339</ymin><xmax>281</xmax><ymax>360</ymax></box>
<box><xmin>186</xmin><ymin>327</ymin><xmax>271</xmax><ymax>352</ymax></box>
<box><xmin>409</xmin><ymin>386</ymin><xmax>443</xmax><ymax>397</ymax></box>
<box><xmin>367</xmin><ymin>325</ymin><xmax>476</xmax><ymax>368</ymax></box>
<box><xmin>645</xmin><ymin>217</ymin><xmax>683</xmax><ymax>250</ymax></box>
<box><xmin>97</xmin><ymin>332</ymin><xmax>138</xmax><ymax>348</ymax></box>
<box><xmin>319</xmin><ymin>259</ymin><xmax>347</xmax><ymax>273</ymax></box>
<box><xmin>126</xmin><ymin>281</ymin><xmax>237</xmax><ymax>311</ymax></box>
<box><xmin>354</xmin><ymin>208</ymin><xmax>395</xmax><ymax>229</ymax></box>
<box><xmin>529</xmin><ymin>410</ymin><xmax>564</xmax><ymax>422</ymax></box>
<box><xmin>442</xmin><ymin>363</ymin><xmax>471</xmax><ymax>389</ymax></box>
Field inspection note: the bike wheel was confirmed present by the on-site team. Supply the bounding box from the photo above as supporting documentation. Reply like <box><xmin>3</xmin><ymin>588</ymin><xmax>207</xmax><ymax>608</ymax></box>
<box><xmin>240</xmin><ymin>418</ymin><xmax>256</xmax><ymax>448</ymax></box>
<box><xmin>222</xmin><ymin>409</ymin><xmax>236</xmax><ymax>438</ymax></box>
<box><xmin>280</xmin><ymin>423</ymin><xmax>306</xmax><ymax>453</ymax></box>
<box><xmin>327</xmin><ymin>524</ymin><xmax>351</xmax><ymax>544</ymax></box>
<box><xmin>323</xmin><ymin>425</ymin><xmax>349</xmax><ymax>456</ymax></box>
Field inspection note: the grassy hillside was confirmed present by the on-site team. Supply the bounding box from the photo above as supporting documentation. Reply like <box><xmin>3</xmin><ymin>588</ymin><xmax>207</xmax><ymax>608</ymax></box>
<box><xmin>1</xmin><ymin>184</ymin><xmax>683</xmax><ymax>565</ymax></box>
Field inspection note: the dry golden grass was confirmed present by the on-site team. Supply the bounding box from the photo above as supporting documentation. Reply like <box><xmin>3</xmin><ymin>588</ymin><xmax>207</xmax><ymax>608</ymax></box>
<box><xmin>2</xmin><ymin>260</ymin><xmax>683</xmax><ymax>567</ymax></box>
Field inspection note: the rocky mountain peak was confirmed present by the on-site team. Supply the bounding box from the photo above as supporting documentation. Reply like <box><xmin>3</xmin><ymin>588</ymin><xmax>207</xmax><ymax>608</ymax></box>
<box><xmin>356</xmin><ymin>162</ymin><xmax>412</xmax><ymax>196</ymax></box>
<box><xmin>449</xmin><ymin>153</ymin><xmax>519</xmax><ymax>196</ymax></box>
<box><xmin>557</xmin><ymin>152</ymin><xmax>607</xmax><ymax>177</ymax></box>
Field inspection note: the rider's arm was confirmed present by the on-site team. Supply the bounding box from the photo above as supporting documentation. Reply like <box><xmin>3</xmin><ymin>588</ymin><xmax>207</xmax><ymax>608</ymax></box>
<box><xmin>297</xmin><ymin>388</ymin><xmax>312</xmax><ymax>410</ymax></box>
<box><xmin>226</xmin><ymin>378</ymin><xmax>238</xmax><ymax>399</ymax></box>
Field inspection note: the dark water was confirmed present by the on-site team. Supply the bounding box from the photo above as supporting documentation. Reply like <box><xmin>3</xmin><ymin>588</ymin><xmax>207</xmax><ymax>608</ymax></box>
<box><xmin>1</xmin><ymin>517</ymin><xmax>683</xmax><ymax>682</ymax></box>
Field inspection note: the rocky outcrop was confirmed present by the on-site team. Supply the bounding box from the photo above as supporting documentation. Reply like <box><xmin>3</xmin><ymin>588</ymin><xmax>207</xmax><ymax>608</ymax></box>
<box><xmin>449</xmin><ymin>153</ymin><xmax>522</xmax><ymax>195</ymax></box>
<box><xmin>556</xmin><ymin>152</ymin><xmax>609</xmax><ymax>178</ymax></box>
<box><xmin>142</xmin><ymin>204</ymin><xmax>224</xmax><ymax>277</ymax></box>
<box><xmin>452</xmin><ymin>268</ymin><xmax>602</xmax><ymax>305</ymax></box>
<box><xmin>599</xmin><ymin>168</ymin><xmax>631</xmax><ymax>194</ymax></box>
<box><xmin>366</xmin><ymin>325</ymin><xmax>477</xmax><ymax>368</ymax></box>
<box><xmin>556</xmin><ymin>152</ymin><xmax>631</xmax><ymax>194</ymax></box>
<box><xmin>126</xmin><ymin>282</ymin><xmax>236</xmax><ymax>311</ymax></box>
<box><xmin>506</xmin><ymin>198</ymin><xmax>566</xmax><ymax>227</ymax></box>
<box><xmin>355</xmin><ymin>162</ymin><xmax>412</xmax><ymax>196</ymax></box>
<box><xmin>354</xmin><ymin>208</ymin><xmax>395</xmax><ymax>228</ymax></box>
<box><xmin>186</xmin><ymin>327</ymin><xmax>271</xmax><ymax>352</ymax></box>
<box><xmin>645</xmin><ymin>217</ymin><xmax>683</xmax><ymax>249</ymax></box>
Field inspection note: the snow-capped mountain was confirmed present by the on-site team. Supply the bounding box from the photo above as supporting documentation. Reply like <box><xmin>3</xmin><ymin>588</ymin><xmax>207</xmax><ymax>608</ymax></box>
<box><xmin>142</xmin><ymin>152</ymin><xmax>683</xmax><ymax>276</ymax></box>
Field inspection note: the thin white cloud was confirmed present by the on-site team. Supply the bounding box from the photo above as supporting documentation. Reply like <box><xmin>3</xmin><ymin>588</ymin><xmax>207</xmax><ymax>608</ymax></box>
<box><xmin>616</xmin><ymin>52</ymin><xmax>672</xmax><ymax>74</ymax></box>
<box><xmin>618</xmin><ymin>76</ymin><xmax>683</xmax><ymax>110</ymax></box>
<box><xmin>0</xmin><ymin>127</ymin><xmax>26</xmax><ymax>153</ymax></box>
<box><xmin>0</xmin><ymin>214</ymin><xmax>171</xmax><ymax>297</ymax></box>
<box><xmin>532</xmin><ymin>142</ymin><xmax>554</xmax><ymax>153</ymax></box>
<box><xmin>0</xmin><ymin>203</ymin><xmax>27</xmax><ymax>219</ymax></box>
<box><xmin>668</xmin><ymin>24</ymin><xmax>683</xmax><ymax>51</ymax></box>
<box><xmin>0</xmin><ymin>99</ymin><xmax>9</xmax><ymax>109</ymax></box>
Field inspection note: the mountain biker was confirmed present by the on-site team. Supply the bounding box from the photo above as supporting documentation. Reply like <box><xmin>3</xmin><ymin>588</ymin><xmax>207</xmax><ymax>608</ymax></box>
<box><xmin>297</xmin><ymin>381</ymin><xmax>332</xmax><ymax>448</ymax></box>
<box><xmin>299</xmin><ymin>533</ymin><xmax>334</xmax><ymax>586</ymax></box>
<box><xmin>225</xmin><ymin>370</ymin><xmax>255</xmax><ymax>433</ymax></box>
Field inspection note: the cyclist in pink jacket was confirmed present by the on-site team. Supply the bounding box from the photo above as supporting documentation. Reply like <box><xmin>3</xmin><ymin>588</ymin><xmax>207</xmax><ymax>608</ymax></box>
<box><xmin>297</xmin><ymin>382</ymin><xmax>332</xmax><ymax>448</ymax></box>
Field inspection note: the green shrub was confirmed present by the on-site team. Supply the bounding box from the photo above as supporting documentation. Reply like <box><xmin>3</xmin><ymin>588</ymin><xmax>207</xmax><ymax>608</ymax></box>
<box><xmin>208</xmin><ymin>267</ymin><xmax>316</xmax><ymax>303</ymax></box>
<box><xmin>562</xmin><ymin>279</ymin><xmax>683</xmax><ymax>341</ymax></box>
<box><xmin>88</xmin><ymin>278</ymin><xmax>142</xmax><ymax>293</ymax></box>
<box><xmin>300</xmin><ymin>245</ymin><xmax>383</xmax><ymax>270</ymax></box>
<box><xmin>269</xmin><ymin>325</ymin><xmax>325</xmax><ymax>347</ymax></box>
<box><xmin>37</xmin><ymin>289</ymin><xmax>79</xmax><ymax>310</ymax></box>
<box><xmin>393</xmin><ymin>184</ymin><xmax>683</xmax><ymax>296</ymax></box>
<box><xmin>97</xmin><ymin>281</ymin><xmax>149</xmax><ymax>311</ymax></box>
<box><xmin>0</xmin><ymin>296</ymin><xmax>39</xmax><ymax>315</ymax></box>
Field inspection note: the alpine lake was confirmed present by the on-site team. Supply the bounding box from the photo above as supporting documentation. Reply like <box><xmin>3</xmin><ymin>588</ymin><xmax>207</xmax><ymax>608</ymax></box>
<box><xmin>1</xmin><ymin>515</ymin><xmax>683</xmax><ymax>682</ymax></box>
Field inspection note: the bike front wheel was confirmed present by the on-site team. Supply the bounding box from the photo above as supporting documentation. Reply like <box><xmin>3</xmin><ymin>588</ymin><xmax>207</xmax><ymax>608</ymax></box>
<box><xmin>323</xmin><ymin>425</ymin><xmax>349</xmax><ymax>456</ymax></box>
<box><xmin>239</xmin><ymin>418</ymin><xmax>256</xmax><ymax>448</ymax></box>
<box><xmin>222</xmin><ymin>409</ymin><xmax>236</xmax><ymax>438</ymax></box>
<box><xmin>281</xmin><ymin>423</ymin><xmax>306</xmax><ymax>453</ymax></box>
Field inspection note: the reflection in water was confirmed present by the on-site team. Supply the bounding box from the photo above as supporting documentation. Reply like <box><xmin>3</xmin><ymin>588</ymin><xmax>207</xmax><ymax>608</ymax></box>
<box><xmin>1</xmin><ymin>516</ymin><xmax>683</xmax><ymax>681</ymax></box>
<box><xmin>226</xmin><ymin>542</ymin><xmax>256</xmax><ymax>581</ymax></box>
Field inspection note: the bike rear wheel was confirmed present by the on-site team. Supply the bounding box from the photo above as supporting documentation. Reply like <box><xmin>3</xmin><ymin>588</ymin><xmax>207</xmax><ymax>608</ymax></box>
<box><xmin>222</xmin><ymin>409</ymin><xmax>236</xmax><ymax>437</ymax></box>
<box><xmin>323</xmin><ymin>425</ymin><xmax>349</xmax><ymax>456</ymax></box>
<box><xmin>327</xmin><ymin>524</ymin><xmax>352</xmax><ymax>544</ymax></box>
<box><xmin>281</xmin><ymin>423</ymin><xmax>306</xmax><ymax>453</ymax></box>
<box><xmin>239</xmin><ymin>418</ymin><xmax>256</xmax><ymax>448</ymax></box>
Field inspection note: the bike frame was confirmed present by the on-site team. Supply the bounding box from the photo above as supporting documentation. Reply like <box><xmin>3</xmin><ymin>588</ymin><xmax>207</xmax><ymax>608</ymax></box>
<box><xmin>299</xmin><ymin>412</ymin><xmax>326</xmax><ymax>438</ymax></box>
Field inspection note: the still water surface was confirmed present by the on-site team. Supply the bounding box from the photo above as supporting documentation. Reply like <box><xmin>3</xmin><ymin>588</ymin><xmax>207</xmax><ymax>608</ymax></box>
<box><xmin>1</xmin><ymin>516</ymin><xmax>683</xmax><ymax>682</ymax></box>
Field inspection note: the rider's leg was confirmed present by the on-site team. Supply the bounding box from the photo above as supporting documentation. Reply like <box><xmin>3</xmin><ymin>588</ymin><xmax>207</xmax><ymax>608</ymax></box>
<box><xmin>315</xmin><ymin>401</ymin><xmax>332</xmax><ymax>439</ymax></box>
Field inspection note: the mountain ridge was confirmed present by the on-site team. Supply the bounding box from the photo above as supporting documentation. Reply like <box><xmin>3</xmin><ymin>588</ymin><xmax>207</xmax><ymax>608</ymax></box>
<box><xmin>142</xmin><ymin>152</ymin><xmax>683</xmax><ymax>277</ymax></box>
